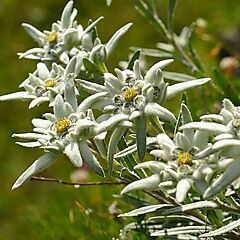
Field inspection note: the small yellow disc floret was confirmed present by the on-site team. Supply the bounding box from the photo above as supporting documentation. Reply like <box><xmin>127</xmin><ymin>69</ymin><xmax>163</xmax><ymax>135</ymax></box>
<box><xmin>44</xmin><ymin>79</ymin><xmax>57</xmax><ymax>89</ymax></box>
<box><xmin>55</xmin><ymin>118</ymin><xmax>70</xmax><ymax>133</ymax></box>
<box><xmin>47</xmin><ymin>31</ymin><xmax>58</xmax><ymax>43</ymax></box>
<box><xmin>123</xmin><ymin>88</ymin><xmax>139</xmax><ymax>102</ymax></box>
<box><xmin>177</xmin><ymin>152</ymin><xmax>192</xmax><ymax>166</ymax></box>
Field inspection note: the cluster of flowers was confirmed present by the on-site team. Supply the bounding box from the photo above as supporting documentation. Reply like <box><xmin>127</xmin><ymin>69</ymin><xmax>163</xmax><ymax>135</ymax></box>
<box><xmin>1</xmin><ymin>1</ymin><xmax>238</xmax><ymax>205</ymax></box>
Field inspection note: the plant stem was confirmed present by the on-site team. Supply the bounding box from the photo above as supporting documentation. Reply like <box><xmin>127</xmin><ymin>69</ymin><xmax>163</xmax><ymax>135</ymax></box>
<box><xmin>31</xmin><ymin>176</ymin><xmax>127</xmax><ymax>187</ymax></box>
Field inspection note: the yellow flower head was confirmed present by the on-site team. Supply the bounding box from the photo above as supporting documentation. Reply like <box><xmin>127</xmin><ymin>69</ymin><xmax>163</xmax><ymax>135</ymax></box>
<box><xmin>44</xmin><ymin>79</ymin><xmax>57</xmax><ymax>89</ymax></box>
<box><xmin>55</xmin><ymin>118</ymin><xmax>70</xmax><ymax>133</ymax></box>
<box><xmin>177</xmin><ymin>152</ymin><xmax>192</xmax><ymax>166</ymax></box>
<box><xmin>123</xmin><ymin>88</ymin><xmax>139</xmax><ymax>102</ymax></box>
<box><xmin>47</xmin><ymin>31</ymin><xmax>58</xmax><ymax>43</ymax></box>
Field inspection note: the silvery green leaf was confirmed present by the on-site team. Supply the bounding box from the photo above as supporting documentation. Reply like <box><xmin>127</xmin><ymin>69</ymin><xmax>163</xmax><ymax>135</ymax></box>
<box><xmin>77</xmin><ymin>79</ymin><xmax>105</xmax><ymax>94</ymax></box>
<box><xmin>105</xmin><ymin>23</ymin><xmax>132</xmax><ymax>55</ymax></box>
<box><xmin>94</xmin><ymin>138</ymin><xmax>107</xmax><ymax>159</ymax></box>
<box><xmin>179</xmin><ymin>122</ymin><xmax>228</xmax><ymax>135</ymax></box>
<box><xmin>79</xmin><ymin>141</ymin><xmax>105</xmax><ymax>177</ymax></box>
<box><xmin>90</xmin><ymin>44</ymin><xmax>107</xmax><ymax>63</ymax></box>
<box><xmin>19</xmin><ymin>48</ymin><xmax>45</xmax><ymax>59</ymax></box>
<box><xmin>167</xmin><ymin>78</ymin><xmax>211</xmax><ymax>100</ymax></box>
<box><xmin>104</xmin><ymin>73</ymin><xmax>124</xmax><ymax>90</ymax></box>
<box><xmin>200</xmin><ymin>218</ymin><xmax>240</xmax><ymax>238</ymax></box>
<box><xmin>54</xmin><ymin>95</ymin><xmax>66</xmax><ymax>118</ymax></box>
<box><xmin>61</xmin><ymin>1</ymin><xmax>74</xmax><ymax>29</ymax></box>
<box><xmin>0</xmin><ymin>91</ymin><xmax>32</xmax><ymax>101</ymax></box>
<box><xmin>16</xmin><ymin>141</ymin><xmax>42</xmax><ymax>148</ymax></box>
<box><xmin>135</xmin><ymin>115</ymin><xmax>147</xmax><ymax>161</ymax></box>
<box><xmin>165</xmin><ymin>168</ymin><xmax>179</xmax><ymax>180</ymax></box>
<box><xmin>214</xmin><ymin>133</ymin><xmax>234</xmax><ymax>141</ymax></box>
<box><xmin>131</xmin><ymin>47</ymin><xmax>173</xmax><ymax>58</ymax></box>
<box><xmin>176</xmin><ymin>178</ymin><xmax>192</xmax><ymax>202</ymax></box>
<box><xmin>145</xmin><ymin>103</ymin><xmax>176</xmax><ymax>122</ymax></box>
<box><xmin>163</xmin><ymin>201</ymin><xmax>217</xmax><ymax>215</ymax></box>
<box><xmin>223</xmin><ymin>98</ymin><xmax>235</xmax><ymax>111</ymax></box>
<box><xmin>145</xmin><ymin>59</ymin><xmax>174</xmax><ymax>83</ymax></box>
<box><xmin>115</xmin><ymin>137</ymin><xmax>156</xmax><ymax>158</ymax></box>
<box><xmin>64</xmin><ymin>55</ymin><xmax>76</xmax><ymax>77</ymax></box>
<box><xmin>150</xmin><ymin>150</ymin><xmax>169</xmax><ymax>160</ymax></box>
<box><xmin>37</xmin><ymin>62</ymin><xmax>49</xmax><ymax>79</ymax></box>
<box><xmin>118</xmin><ymin>204</ymin><xmax>170</xmax><ymax>217</ymax></box>
<box><xmin>200</xmin><ymin>114</ymin><xmax>224</xmax><ymax>123</ymax></box>
<box><xmin>176</xmin><ymin>132</ymin><xmax>192</xmax><ymax>151</ymax></box>
<box><xmin>156</xmin><ymin>42</ymin><xmax>175</xmax><ymax>52</ymax></box>
<box><xmin>29</xmin><ymin>96</ymin><xmax>49</xmax><ymax>109</ymax></box>
<box><xmin>12</xmin><ymin>153</ymin><xmax>56</xmax><ymax>189</ymax></box>
<box><xmin>157</xmin><ymin>133</ymin><xmax>176</xmax><ymax>152</ymax></box>
<box><xmin>107</xmin><ymin>127</ymin><xmax>125</xmax><ymax>175</ymax></box>
<box><xmin>192</xmin><ymin>145</ymin><xmax>214</xmax><ymax>160</ymax></box>
<box><xmin>181</xmin><ymin>103</ymin><xmax>194</xmax><ymax>141</ymax></box>
<box><xmin>149</xmin><ymin>215</ymin><xmax>205</xmax><ymax>225</ymax></box>
<box><xmin>80</xmin><ymin>16</ymin><xmax>104</xmax><ymax>39</ymax></box>
<box><xmin>78</xmin><ymin>92</ymin><xmax>108</xmax><ymax>113</ymax></box>
<box><xmin>64</xmin><ymin>141</ymin><xmax>82</xmax><ymax>167</ymax></box>
<box><xmin>193</xmin><ymin>130</ymin><xmax>209</xmax><ymax>150</ymax></box>
<box><xmin>151</xmin><ymin>226</ymin><xmax>211</xmax><ymax>237</ymax></box>
<box><xmin>92</xmin><ymin>114</ymin><xmax>128</xmax><ymax>135</ymax></box>
<box><xmin>64</xmin><ymin>79</ymin><xmax>77</xmax><ymax>111</ymax></box>
<box><xmin>32</xmin><ymin>118</ymin><xmax>52</xmax><ymax>128</ymax></box>
<box><xmin>22</xmin><ymin>23</ymin><xmax>44</xmax><ymax>46</ymax></box>
<box><xmin>135</xmin><ymin>161</ymin><xmax>166</xmax><ymax>174</ymax></box>
<box><xmin>222</xmin><ymin>110</ymin><xmax>235</xmax><ymax>126</ymax></box>
<box><xmin>204</xmin><ymin>158</ymin><xmax>240</xmax><ymax>198</ymax></box>
<box><xmin>162</xmin><ymin>71</ymin><xmax>195</xmax><ymax>82</ymax></box>
<box><xmin>59</xmin><ymin>51</ymin><xmax>69</xmax><ymax>64</ymax></box>
<box><xmin>12</xmin><ymin>133</ymin><xmax>46</xmax><ymax>140</ymax></box>
<box><xmin>121</xmin><ymin>174</ymin><xmax>161</xmax><ymax>194</ymax></box>
<box><xmin>212</xmin><ymin>139</ymin><xmax>240</xmax><ymax>150</ymax></box>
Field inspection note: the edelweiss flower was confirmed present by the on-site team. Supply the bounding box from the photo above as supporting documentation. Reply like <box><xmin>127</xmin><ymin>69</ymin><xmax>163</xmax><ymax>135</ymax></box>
<box><xmin>0</xmin><ymin>56</ymin><xmax>80</xmax><ymax>108</ymax></box>
<box><xmin>80</xmin><ymin>59</ymin><xmax>210</xmax><ymax>120</ymax></box>
<box><xmin>19</xmin><ymin>1</ymin><xmax>132</xmax><ymax>66</ymax></box>
<box><xmin>79</xmin><ymin>58</ymin><xmax>210</xmax><ymax>163</ymax></box>
<box><xmin>179</xmin><ymin>98</ymin><xmax>240</xmax><ymax>198</ymax></box>
<box><xmin>12</xmin><ymin>94</ymin><xmax>130</xmax><ymax>189</ymax></box>
<box><xmin>120</xmin><ymin>104</ymin><xmax>218</xmax><ymax>202</ymax></box>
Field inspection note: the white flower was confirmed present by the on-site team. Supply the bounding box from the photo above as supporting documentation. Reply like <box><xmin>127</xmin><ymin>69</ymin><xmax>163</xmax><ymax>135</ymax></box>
<box><xmin>19</xmin><ymin>1</ymin><xmax>132</xmax><ymax>66</ymax></box>
<box><xmin>180</xmin><ymin>98</ymin><xmax>240</xmax><ymax>198</ymax></box>
<box><xmin>12</xmin><ymin>94</ymin><xmax>131</xmax><ymax>189</ymax></box>
<box><xmin>79</xmin><ymin>59</ymin><xmax>210</xmax><ymax>121</ymax></box>
<box><xmin>120</xmin><ymin>104</ymin><xmax>218</xmax><ymax>202</ymax></box>
<box><xmin>0</xmin><ymin>56</ymin><xmax>80</xmax><ymax>108</ymax></box>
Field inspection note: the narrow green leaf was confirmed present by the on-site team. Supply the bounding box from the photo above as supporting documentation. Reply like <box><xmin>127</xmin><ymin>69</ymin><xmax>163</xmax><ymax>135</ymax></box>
<box><xmin>127</xmin><ymin>50</ymin><xmax>141</xmax><ymax>70</ymax></box>
<box><xmin>131</xmin><ymin>47</ymin><xmax>173</xmax><ymax>58</ymax></box>
<box><xmin>82</xmin><ymin>58</ymin><xmax>99</xmax><ymax>73</ymax></box>
<box><xmin>200</xmin><ymin>218</ymin><xmax>240</xmax><ymax>237</ymax></box>
<box><xmin>168</xmin><ymin>0</ymin><xmax>178</xmax><ymax>33</ymax></box>
<box><xmin>135</xmin><ymin>115</ymin><xmax>147</xmax><ymax>161</ymax></box>
<box><xmin>107</xmin><ymin>127</ymin><xmax>125</xmax><ymax>175</ymax></box>
<box><xmin>135</xmin><ymin>0</ymin><xmax>170</xmax><ymax>38</ymax></box>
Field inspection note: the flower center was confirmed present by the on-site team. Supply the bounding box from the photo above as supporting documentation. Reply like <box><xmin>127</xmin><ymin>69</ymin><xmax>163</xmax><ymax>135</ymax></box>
<box><xmin>44</xmin><ymin>79</ymin><xmax>57</xmax><ymax>89</ymax></box>
<box><xmin>177</xmin><ymin>152</ymin><xmax>192</xmax><ymax>166</ymax></box>
<box><xmin>47</xmin><ymin>31</ymin><xmax>58</xmax><ymax>43</ymax></box>
<box><xmin>55</xmin><ymin>118</ymin><xmax>70</xmax><ymax>133</ymax></box>
<box><xmin>123</xmin><ymin>88</ymin><xmax>139</xmax><ymax>102</ymax></box>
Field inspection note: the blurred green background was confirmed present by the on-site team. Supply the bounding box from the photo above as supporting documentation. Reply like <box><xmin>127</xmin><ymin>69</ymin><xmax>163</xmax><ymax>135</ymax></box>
<box><xmin>1</xmin><ymin>0</ymin><xmax>240</xmax><ymax>239</ymax></box>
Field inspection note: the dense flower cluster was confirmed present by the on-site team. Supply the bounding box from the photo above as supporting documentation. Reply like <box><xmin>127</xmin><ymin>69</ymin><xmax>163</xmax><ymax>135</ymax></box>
<box><xmin>1</xmin><ymin>1</ymin><xmax>240</xmax><ymax>239</ymax></box>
